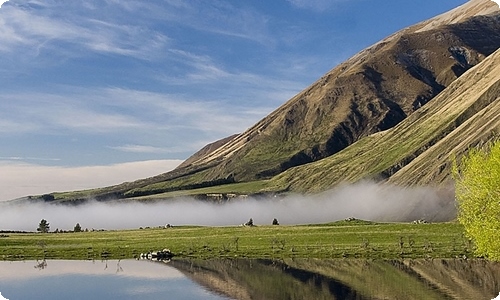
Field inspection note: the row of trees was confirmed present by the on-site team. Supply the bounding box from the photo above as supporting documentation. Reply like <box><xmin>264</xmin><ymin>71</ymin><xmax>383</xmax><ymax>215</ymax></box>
<box><xmin>38</xmin><ymin>218</ymin><xmax>280</xmax><ymax>233</ymax></box>
<box><xmin>244</xmin><ymin>218</ymin><xmax>280</xmax><ymax>226</ymax></box>
<box><xmin>37</xmin><ymin>219</ymin><xmax>83</xmax><ymax>233</ymax></box>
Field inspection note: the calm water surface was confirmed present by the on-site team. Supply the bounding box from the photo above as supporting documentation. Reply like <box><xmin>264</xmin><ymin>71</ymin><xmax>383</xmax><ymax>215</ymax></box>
<box><xmin>0</xmin><ymin>259</ymin><xmax>231</xmax><ymax>300</ymax></box>
<box><xmin>1</xmin><ymin>258</ymin><xmax>499</xmax><ymax>300</ymax></box>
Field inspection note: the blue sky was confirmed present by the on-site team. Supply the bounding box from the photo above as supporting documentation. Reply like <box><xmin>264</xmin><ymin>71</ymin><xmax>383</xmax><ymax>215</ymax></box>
<box><xmin>0</xmin><ymin>0</ymin><xmax>469</xmax><ymax>200</ymax></box>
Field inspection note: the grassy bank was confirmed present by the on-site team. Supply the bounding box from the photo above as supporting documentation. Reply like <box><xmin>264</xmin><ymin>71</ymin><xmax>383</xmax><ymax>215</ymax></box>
<box><xmin>0</xmin><ymin>220</ymin><xmax>473</xmax><ymax>261</ymax></box>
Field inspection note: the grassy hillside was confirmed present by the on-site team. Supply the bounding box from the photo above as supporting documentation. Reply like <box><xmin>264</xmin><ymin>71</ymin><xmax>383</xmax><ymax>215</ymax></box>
<box><xmin>266</xmin><ymin>48</ymin><xmax>500</xmax><ymax>193</ymax></box>
<box><xmin>22</xmin><ymin>1</ymin><xmax>500</xmax><ymax>203</ymax></box>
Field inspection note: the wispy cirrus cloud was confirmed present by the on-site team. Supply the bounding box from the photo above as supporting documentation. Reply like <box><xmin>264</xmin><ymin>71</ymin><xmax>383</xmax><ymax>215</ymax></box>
<box><xmin>109</xmin><ymin>144</ymin><xmax>172</xmax><ymax>154</ymax></box>
<box><xmin>0</xmin><ymin>1</ymin><xmax>169</xmax><ymax>59</ymax></box>
<box><xmin>0</xmin><ymin>156</ymin><xmax>60</xmax><ymax>162</ymax></box>
<box><xmin>132</xmin><ymin>0</ymin><xmax>273</xmax><ymax>45</ymax></box>
<box><xmin>286</xmin><ymin>0</ymin><xmax>345</xmax><ymax>12</ymax></box>
<box><xmin>0</xmin><ymin>91</ymin><xmax>148</xmax><ymax>134</ymax></box>
<box><xmin>0</xmin><ymin>85</ymin><xmax>277</xmax><ymax>147</ymax></box>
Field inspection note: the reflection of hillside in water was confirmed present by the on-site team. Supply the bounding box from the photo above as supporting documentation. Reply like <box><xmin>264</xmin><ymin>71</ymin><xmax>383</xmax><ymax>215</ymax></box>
<box><xmin>167</xmin><ymin>259</ymin><xmax>500</xmax><ymax>300</ymax></box>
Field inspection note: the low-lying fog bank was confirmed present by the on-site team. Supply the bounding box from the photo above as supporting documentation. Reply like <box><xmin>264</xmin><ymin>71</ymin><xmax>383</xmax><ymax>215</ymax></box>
<box><xmin>0</xmin><ymin>181</ymin><xmax>456</xmax><ymax>231</ymax></box>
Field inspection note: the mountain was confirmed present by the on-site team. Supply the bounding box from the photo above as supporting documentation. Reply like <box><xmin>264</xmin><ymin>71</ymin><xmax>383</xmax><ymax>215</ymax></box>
<box><xmin>267</xmin><ymin>47</ymin><xmax>500</xmax><ymax>193</ymax></box>
<box><xmin>31</xmin><ymin>0</ymin><xmax>500</xmax><ymax>202</ymax></box>
<box><xmin>174</xmin><ymin>0</ymin><xmax>500</xmax><ymax>179</ymax></box>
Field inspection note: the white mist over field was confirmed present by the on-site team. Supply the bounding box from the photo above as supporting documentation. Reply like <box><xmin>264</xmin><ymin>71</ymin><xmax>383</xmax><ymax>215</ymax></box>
<box><xmin>0</xmin><ymin>181</ymin><xmax>456</xmax><ymax>232</ymax></box>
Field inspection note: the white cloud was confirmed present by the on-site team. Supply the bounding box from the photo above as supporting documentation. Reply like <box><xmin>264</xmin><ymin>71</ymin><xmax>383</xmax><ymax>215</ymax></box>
<box><xmin>0</xmin><ymin>119</ymin><xmax>38</xmax><ymax>133</ymax></box>
<box><xmin>0</xmin><ymin>90</ymin><xmax>155</xmax><ymax>133</ymax></box>
<box><xmin>0</xmin><ymin>0</ymin><xmax>8</xmax><ymax>8</ymax></box>
<box><xmin>140</xmin><ymin>0</ymin><xmax>272</xmax><ymax>44</ymax></box>
<box><xmin>0</xmin><ymin>292</ymin><xmax>8</xmax><ymax>300</ymax></box>
<box><xmin>110</xmin><ymin>144</ymin><xmax>172</xmax><ymax>154</ymax></box>
<box><xmin>52</xmin><ymin>107</ymin><xmax>146</xmax><ymax>132</ymax></box>
<box><xmin>0</xmin><ymin>88</ymin><xmax>235</xmax><ymax>133</ymax></box>
<box><xmin>97</xmin><ymin>87</ymin><xmax>272</xmax><ymax>135</ymax></box>
<box><xmin>0</xmin><ymin>2</ymin><xmax>168</xmax><ymax>59</ymax></box>
<box><xmin>287</xmin><ymin>0</ymin><xmax>343</xmax><ymax>12</ymax></box>
<box><xmin>0</xmin><ymin>156</ymin><xmax>60</xmax><ymax>162</ymax></box>
<box><xmin>0</xmin><ymin>160</ymin><xmax>182</xmax><ymax>201</ymax></box>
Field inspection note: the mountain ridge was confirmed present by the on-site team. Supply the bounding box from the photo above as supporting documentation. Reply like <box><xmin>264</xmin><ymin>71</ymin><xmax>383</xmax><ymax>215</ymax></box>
<box><xmin>266</xmin><ymin>47</ymin><xmax>500</xmax><ymax>192</ymax></box>
<box><xmin>25</xmin><ymin>0</ymin><xmax>500</xmax><ymax>202</ymax></box>
<box><xmin>173</xmin><ymin>0</ymin><xmax>500</xmax><ymax>182</ymax></box>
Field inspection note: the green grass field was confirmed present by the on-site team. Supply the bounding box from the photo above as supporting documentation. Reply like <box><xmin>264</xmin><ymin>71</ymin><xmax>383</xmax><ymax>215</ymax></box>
<box><xmin>0</xmin><ymin>220</ymin><xmax>473</xmax><ymax>261</ymax></box>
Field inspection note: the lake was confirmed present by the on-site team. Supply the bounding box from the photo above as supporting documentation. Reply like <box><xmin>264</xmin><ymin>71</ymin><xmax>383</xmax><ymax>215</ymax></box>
<box><xmin>1</xmin><ymin>258</ymin><xmax>499</xmax><ymax>299</ymax></box>
<box><xmin>0</xmin><ymin>259</ymin><xmax>231</xmax><ymax>300</ymax></box>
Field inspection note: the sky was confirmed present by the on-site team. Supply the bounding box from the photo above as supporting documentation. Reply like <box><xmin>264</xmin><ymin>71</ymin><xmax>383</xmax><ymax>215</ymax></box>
<box><xmin>0</xmin><ymin>0</ymin><xmax>472</xmax><ymax>201</ymax></box>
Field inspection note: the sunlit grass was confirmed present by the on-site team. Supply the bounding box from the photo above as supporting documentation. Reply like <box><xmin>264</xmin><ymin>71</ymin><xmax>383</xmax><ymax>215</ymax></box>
<box><xmin>0</xmin><ymin>221</ymin><xmax>472</xmax><ymax>261</ymax></box>
<box><xmin>126</xmin><ymin>180</ymin><xmax>271</xmax><ymax>200</ymax></box>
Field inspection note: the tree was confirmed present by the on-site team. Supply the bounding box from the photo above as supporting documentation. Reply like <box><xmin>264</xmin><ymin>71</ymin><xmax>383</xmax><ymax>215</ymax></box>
<box><xmin>272</xmin><ymin>218</ymin><xmax>279</xmax><ymax>225</ymax></box>
<box><xmin>74</xmin><ymin>223</ymin><xmax>82</xmax><ymax>232</ymax></box>
<box><xmin>37</xmin><ymin>219</ymin><xmax>50</xmax><ymax>233</ymax></box>
<box><xmin>453</xmin><ymin>140</ymin><xmax>500</xmax><ymax>261</ymax></box>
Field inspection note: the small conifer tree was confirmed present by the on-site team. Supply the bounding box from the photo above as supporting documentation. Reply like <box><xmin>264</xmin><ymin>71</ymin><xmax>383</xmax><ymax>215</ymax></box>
<box><xmin>37</xmin><ymin>219</ymin><xmax>50</xmax><ymax>233</ymax></box>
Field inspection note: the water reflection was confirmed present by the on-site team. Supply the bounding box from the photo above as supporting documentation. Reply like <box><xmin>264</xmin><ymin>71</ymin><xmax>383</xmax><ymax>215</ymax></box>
<box><xmin>0</xmin><ymin>259</ymin><xmax>231</xmax><ymax>300</ymax></box>
<box><xmin>168</xmin><ymin>259</ymin><xmax>500</xmax><ymax>300</ymax></box>
<box><xmin>1</xmin><ymin>259</ymin><xmax>499</xmax><ymax>300</ymax></box>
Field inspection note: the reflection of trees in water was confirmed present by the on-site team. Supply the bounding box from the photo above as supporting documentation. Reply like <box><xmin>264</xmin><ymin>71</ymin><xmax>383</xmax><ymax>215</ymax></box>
<box><xmin>116</xmin><ymin>260</ymin><xmax>123</xmax><ymax>273</ymax></box>
<box><xmin>101</xmin><ymin>259</ymin><xmax>124</xmax><ymax>273</ymax></box>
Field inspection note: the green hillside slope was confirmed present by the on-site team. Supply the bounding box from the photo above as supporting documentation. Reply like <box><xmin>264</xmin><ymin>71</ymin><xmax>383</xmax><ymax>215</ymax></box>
<box><xmin>267</xmin><ymin>48</ymin><xmax>500</xmax><ymax>192</ymax></box>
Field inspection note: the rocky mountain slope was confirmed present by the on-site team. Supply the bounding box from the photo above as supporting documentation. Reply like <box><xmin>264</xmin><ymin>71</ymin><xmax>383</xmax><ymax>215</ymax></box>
<box><xmin>175</xmin><ymin>0</ymin><xmax>500</xmax><ymax>181</ymax></box>
<box><xmin>31</xmin><ymin>0</ymin><xmax>500</xmax><ymax>202</ymax></box>
<box><xmin>267</xmin><ymin>47</ymin><xmax>500</xmax><ymax>193</ymax></box>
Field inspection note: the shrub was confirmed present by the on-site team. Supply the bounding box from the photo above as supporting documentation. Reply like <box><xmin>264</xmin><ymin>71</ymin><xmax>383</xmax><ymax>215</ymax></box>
<box><xmin>453</xmin><ymin>140</ymin><xmax>500</xmax><ymax>260</ymax></box>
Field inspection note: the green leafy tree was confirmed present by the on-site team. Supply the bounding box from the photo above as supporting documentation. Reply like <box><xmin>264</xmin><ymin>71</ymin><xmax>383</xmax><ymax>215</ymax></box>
<box><xmin>74</xmin><ymin>223</ymin><xmax>82</xmax><ymax>232</ymax></box>
<box><xmin>37</xmin><ymin>219</ymin><xmax>50</xmax><ymax>233</ymax></box>
<box><xmin>453</xmin><ymin>140</ymin><xmax>500</xmax><ymax>260</ymax></box>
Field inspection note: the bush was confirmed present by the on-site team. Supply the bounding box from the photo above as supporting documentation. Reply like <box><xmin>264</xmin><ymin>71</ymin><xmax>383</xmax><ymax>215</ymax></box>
<box><xmin>453</xmin><ymin>141</ymin><xmax>500</xmax><ymax>260</ymax></box>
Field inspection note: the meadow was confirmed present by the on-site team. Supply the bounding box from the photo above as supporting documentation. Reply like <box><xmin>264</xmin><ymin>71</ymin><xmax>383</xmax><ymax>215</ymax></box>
<box><xmin>0</xmin><ymin>220</ymin><xmax>473</xmax><ymax>261</ymax></box>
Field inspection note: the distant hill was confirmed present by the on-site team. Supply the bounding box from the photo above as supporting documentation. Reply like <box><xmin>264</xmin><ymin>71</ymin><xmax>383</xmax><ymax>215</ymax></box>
<box><xmin>28</xmin><ymin>0</ymin><xmax>500</xmax><ymax>203</ymax></box>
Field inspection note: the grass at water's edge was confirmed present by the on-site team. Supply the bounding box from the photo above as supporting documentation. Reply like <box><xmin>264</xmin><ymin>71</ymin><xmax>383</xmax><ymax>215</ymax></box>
<box><xmin>0</xmin><ymin>221</ymin><xmax>474</xmax><ymax>261</ymax></box>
